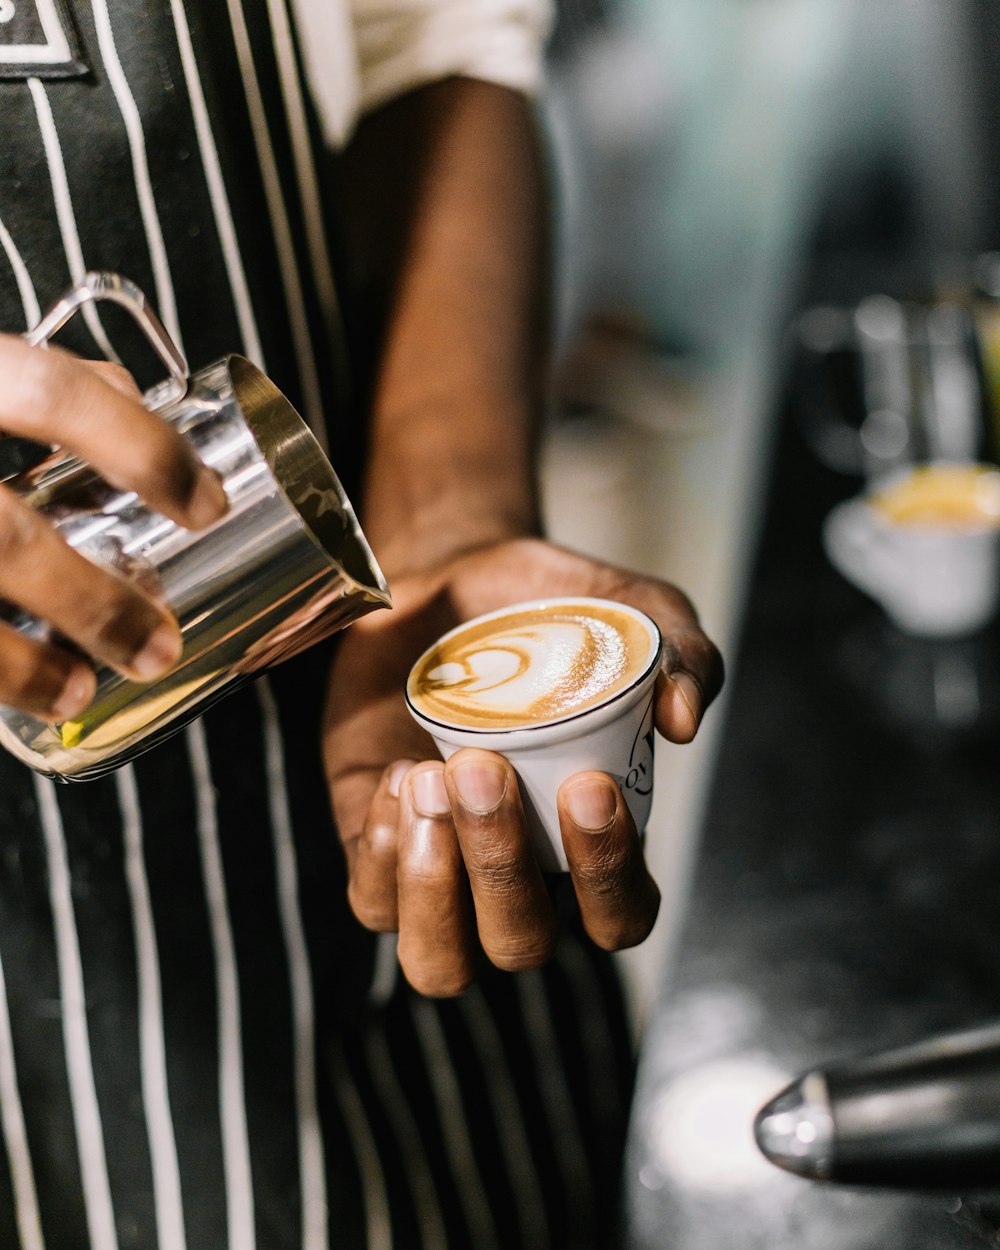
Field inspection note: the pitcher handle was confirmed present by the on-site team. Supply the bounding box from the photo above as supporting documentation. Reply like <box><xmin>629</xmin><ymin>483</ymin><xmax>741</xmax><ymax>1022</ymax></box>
<box><xmin>24</xmin><ymin>271</ymin><xmax>189</xmax><ymax>405</ymax></box>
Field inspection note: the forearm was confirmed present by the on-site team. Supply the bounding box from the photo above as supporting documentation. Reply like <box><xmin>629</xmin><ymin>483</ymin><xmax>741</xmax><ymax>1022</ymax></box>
<box><xmin>343</xmin><ymin>77</ymin><xmax>550</xmax><ymax>578</ymax></box>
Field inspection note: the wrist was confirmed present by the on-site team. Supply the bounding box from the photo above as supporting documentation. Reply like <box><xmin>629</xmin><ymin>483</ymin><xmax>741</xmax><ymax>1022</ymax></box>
<box><xmin>367</xmin><ymin>488</ymin><xmax>541</xmax><ymax>581</ymax></box>
<box><xmin>361</xmin><ymin>405</ymin><xmax>542</xmax><ymax>579</ymax></box>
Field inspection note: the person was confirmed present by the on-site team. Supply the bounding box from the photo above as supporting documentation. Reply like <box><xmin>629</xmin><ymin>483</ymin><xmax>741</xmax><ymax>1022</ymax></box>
<box><xmin>0</xmin><ymin>0</ymin><xmax>723</xmax><ymax>1246</ymax></box>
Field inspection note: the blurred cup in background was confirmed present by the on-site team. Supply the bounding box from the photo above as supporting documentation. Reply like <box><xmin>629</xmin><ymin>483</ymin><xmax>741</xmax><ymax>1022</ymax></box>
<box><xmin>823</xmin><ymin>463</ymin><xmax>1000</xmax><ymax>637</ymax></box>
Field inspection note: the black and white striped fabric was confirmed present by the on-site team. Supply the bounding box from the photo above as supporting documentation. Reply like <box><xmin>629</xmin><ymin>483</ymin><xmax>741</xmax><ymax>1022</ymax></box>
<box><xmin>0</xmin><ymin>2</ymin><xmax>634</xmax><ymax>1247</ymax></box>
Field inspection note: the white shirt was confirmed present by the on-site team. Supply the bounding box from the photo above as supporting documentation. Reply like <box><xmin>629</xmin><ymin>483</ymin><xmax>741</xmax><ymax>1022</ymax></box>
<box><xmin>289</xmin><ymin>0</ymin><xmax>552</xmax><ymax>147</ymax></box>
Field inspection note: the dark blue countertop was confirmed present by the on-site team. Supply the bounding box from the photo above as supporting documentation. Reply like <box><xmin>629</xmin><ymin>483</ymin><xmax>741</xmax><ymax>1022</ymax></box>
<box><xmin>624</xmin><ymin>397</ymin><xmax>1000</xmax><ymax>1248</ymax></box>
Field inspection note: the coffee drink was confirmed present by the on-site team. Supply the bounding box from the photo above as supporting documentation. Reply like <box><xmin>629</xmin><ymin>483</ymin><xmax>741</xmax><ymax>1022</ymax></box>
<box><xmin>872</xmin><ymin>464</ymin><xmax>1000</xmax><ymax>528</ymax></box>
<box><xmin>407</xmin><ymin>600</ymin><xmax>656</xmax><ymax>729</ymax></box>
<box><xmin>407</xmin><ymin>598</ymin><xmax>663</xmax><ymax>871</ymax></box>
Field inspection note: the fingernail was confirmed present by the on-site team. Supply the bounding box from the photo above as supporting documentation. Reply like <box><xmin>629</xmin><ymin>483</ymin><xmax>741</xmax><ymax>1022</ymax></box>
<box><xmin>187</xmin><ymin>466</ymin><xmax>228</xmax><ymax>529</ymax></box>
<box><xmin>387</xmin><ymin>759</ymin><xmax>415</xmax><ymax>797</ymax></box>
<box><xmin>670</xmin><ymin>670</ymin><xmax>702</xmax><ymax>725</ymax></box>
<box><xmin>451</xmin><ymin>758</ymin><xmax>507</xmax><ymax>814</ymax></box>
<box><xmin>409</xmin><ymin>767</ymin><xmax>451</xmax><ymax>817</ymax></box>
<box><xmin>131</xmin><ymin>622</ymin><xmax>183</xmax><ymax>680</ymax></box>
<box><xmin>564</xmin><ymin>777</ymin><xmax>617</xmax><ymax>832</ymax></box>
<box><xmin>52</xmin><ymin>666</ymin><xmax>96</xmax><ymax>720</ymax></box>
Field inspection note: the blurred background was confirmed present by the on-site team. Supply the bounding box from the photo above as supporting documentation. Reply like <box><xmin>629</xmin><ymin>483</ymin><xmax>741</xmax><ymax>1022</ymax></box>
<box><xmin>537</xmin><ymin>1</ymin><xmax>1000</xmax><ymax>1245</ymax></box>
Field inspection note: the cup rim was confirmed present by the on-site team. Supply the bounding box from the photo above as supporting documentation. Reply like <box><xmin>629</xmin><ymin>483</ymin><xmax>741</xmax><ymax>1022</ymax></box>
<box><xmin>864</xmin><ymin>461</ymin><xmax>1000</xmax><ymax>537</ymax></box>
<box><xmin>405</xmin><ymin>596</ymin><xmax>663</xmax><ymax>738</ymax></box>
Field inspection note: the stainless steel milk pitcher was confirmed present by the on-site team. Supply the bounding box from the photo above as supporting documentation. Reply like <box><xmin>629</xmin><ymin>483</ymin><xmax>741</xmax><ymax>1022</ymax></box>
<box><xmin>0</xmin><ymin>272</ymin><xmax>390</xmax><ymax>781</ymax></box>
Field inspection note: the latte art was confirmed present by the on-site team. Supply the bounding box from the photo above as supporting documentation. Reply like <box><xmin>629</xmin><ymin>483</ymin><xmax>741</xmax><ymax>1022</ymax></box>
<box><xmin>408</xmin><ymin>602</ymin><xmax>655</xmax><ymax>728</ymax></box>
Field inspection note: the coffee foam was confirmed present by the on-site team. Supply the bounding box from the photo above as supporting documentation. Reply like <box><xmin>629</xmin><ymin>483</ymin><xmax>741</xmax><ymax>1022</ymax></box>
<box><xmin>872</xmin><ymin>465</ymin><xmax>1000</xmax><ymax>528</ymax></box>
<box><xmin>408</xmin><ymin>602</ymin><xmax>654</xmax><ymax>729</ymax></box>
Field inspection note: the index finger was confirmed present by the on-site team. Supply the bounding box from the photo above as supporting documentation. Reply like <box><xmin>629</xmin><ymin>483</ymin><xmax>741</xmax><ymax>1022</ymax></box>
<box><xmin>656</xmin><ymin>624</ymin><xmax>725</xmax><ymax>745</ymax></box>
<box><xmin>0</xmin><ymin>336</ymin><xmax>226</xmax><ymax>529</ymax></box>
<box><xmin>621</xmin><ymin>583</ymin><xmax>724</xmax><ymax>744</ymax></box>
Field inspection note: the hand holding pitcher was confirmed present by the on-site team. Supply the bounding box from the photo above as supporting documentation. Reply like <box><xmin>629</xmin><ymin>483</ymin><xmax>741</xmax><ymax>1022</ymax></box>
<box><xmin>0</xmin><ymin>273</ymin><xmax>389</xmax><ymax>781</ymax></box>
<box><xmin>0</xmin><ymin>295</ymin><xmax>227</xmax><ymax>723</ymax></box>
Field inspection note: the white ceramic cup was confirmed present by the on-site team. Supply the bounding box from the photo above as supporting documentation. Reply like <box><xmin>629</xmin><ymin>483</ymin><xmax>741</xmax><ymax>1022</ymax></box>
<box><xmin>822</xmin><ymin>463</ymin><xmax>1000</xmax><ymax>638</ymax></box>
<box><xmin>405</xmin><ymin>597</ymin><xmax>663</xmax><ymax>872</ymax></box>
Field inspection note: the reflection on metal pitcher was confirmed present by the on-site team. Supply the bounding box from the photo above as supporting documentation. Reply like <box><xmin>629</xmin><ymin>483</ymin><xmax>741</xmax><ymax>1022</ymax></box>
<box><xmin>0</xmin><ymin>273</ymin><xmax>390</xmax><ymax>781</ymax></box>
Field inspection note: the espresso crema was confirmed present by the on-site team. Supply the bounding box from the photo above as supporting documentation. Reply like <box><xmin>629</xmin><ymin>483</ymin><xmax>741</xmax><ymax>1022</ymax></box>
<box><xmin>407</xmin><ymin>602</ymin><xmax>655</xmax><ymax>729</ymax></box>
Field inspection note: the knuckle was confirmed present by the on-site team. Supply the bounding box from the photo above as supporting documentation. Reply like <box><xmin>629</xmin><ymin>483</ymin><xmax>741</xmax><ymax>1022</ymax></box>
<box><xmin>462</xmin><ymin>841</ymin><xmax>526</xmax><ymax>896</ymax></box>
<box><xmin>0</xmin><ymin>654</ymin><xmax>51</xmax><ymax>706</ymax></box>
<box><xmin>0</xmin><ymin>636</ymin><xmax>69</xmax><ymax>714</ymax></box>
<box><xmin>573</xmin><ymin>851</ymin><xmax>631</xmax><ymax>901</ymax></box>
<box><xmin>485</xmin><ymin>933</ymin><xmax>555</xmax><ymax>972</ymax></box>
<box><xmin>74</xmin><ymin>586</ymin><xmax>155</xmax><ymax>653</ymax></box>
<box><xmin>587</xmin><ymin>880</ymin><xmax>660</xmax><ymax>952</ymax></box>
<box><xmin>89</xmin><ymin>361</ymin><xmax>140</xmax><ymax>396</ymax></box>
<box><xmin>74</xmin><ymin>589</ymin><xmax>129</xmax><ymax>638</ymax></box>
<box><xmin>10</xmin><ymin>346</ymin><xmax>71</xmax><ymax>421</ymax></box>
<box><xmin>397</xmin><ymin>850</ymin><xmax>456</xmax><ymax>886</ymax></box>
<box><xmin>473</xmin><ymin>864</ymin><xmax>523</xmax><ymax>901</ymax></box>
<box><xmin>347</xmin><ymin>881</ymin><xmax>397</xmax><ymax>933</ymax></box>
<box><xmin>351</xmin><ymin>901</ymin><xmax>398</xmax><ymax>933</ymax></box>
<box><xmin>403</xmin><ymin>959</ymin><xmax>471</xmax><ymax>999</ymax></box>
<box><xmin>398</xmin><ymin>831</ymin><xmax>462</xmax><ymax>884</ymax></box>
<box><xmin>676</xmin><ymin>632</ymin><xmax>725</xmax><ymax>700</ymax></box>
<box><xmin>130</xmin><ymin>440</ymin><xmax>194</xmax><ymax>501</ymax></box>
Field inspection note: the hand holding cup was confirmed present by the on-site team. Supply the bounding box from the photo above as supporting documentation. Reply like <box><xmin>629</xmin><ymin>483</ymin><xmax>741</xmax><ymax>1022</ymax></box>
<box><xmin>323</xmin><ymin>537</ymin><xmax>725</xmax><ymax>996</ymax></box>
